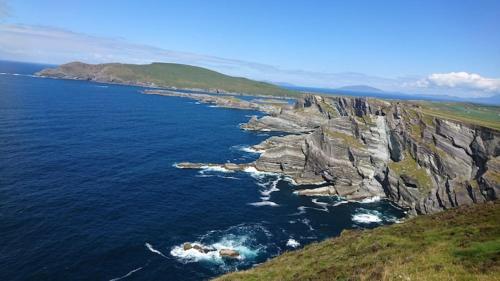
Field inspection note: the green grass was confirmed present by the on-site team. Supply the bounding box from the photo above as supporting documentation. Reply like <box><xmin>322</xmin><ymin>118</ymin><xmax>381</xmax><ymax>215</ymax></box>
<box><xmin>324</xmin><ymin>128</ymin><xmax>364</xmax><ymax>149</ymax></box>
<box><xmin>216</xmin><ymin>202</ymin><xmax>500</xmax><ymax>281</ymax></box>
<box><xmin>44</xmin><ymin>62</ymin><xmax>300</xmax><ymax>97</ymax></box>
<box><xmin>426</xmin><ymin>143</ymin><xmax>448</xmax><ymax>159</ymax></box>
<box><xmin>388</xmin><ymin>153</ymin><xmax>433</xmax><ymax>192</ymax></box>
<box><xmin>417</xmin><ymin>102</ymin><xmax>500</xmax><ymax>130</ymax></box>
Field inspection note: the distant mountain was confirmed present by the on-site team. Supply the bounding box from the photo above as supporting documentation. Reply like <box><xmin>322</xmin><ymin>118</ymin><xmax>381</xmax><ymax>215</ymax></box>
<box><xmin>36</xmin><ymin>62</ymin><xmax>300</xmax><ymax>97</ymax></box>
<box><xmin>336</xmin><ymin>85</ymin><xmax>384</xmax><ymax>93</ymax></box>
<box><xmin>471</xmin><ymin>95</ymin><xmax>500</xmax><ymax>105</ymax></box>
<box><xmin>283</xmin><ymin>84</ymin><xmax>500</xmax><ymax>106</ymax></box>
<box><xmin>271</xmin><ymin>81</ymin><xmax>298</xmax><ymax>88</ymax></box>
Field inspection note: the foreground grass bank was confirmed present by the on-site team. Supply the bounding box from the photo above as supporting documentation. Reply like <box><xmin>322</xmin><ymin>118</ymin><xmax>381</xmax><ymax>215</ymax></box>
<box><xmin>216</xmin><ymin>202</ymin><xmax>500</xmax><ymax>281</ymax></box>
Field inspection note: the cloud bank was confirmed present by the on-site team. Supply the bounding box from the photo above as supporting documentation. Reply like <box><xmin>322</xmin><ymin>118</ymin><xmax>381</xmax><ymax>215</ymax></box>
<box><xmin>1</xmin><ymin>24</ymin><xmax>498</xmax><ymax>99</ymax></box>
<box><xmin>415</xmin><ymin>72</ymin><xmax>500</xmax><ymax>92</ymax></box>
<box><xmin>0</xmin><ymin>24</ymin><xmax>395</xmax><ymax>89</ymax></box>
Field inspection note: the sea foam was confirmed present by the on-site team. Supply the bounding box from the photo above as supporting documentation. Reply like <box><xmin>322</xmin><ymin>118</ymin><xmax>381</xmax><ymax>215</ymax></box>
<box><xmin>145</xmin><ymin>242</ymin><xmax>167</xmax><ymax>258</ymax></box>
<box><xmin>109</xmin><ymin>267</ymin><xmax>143</xmax><ymax>281</ymax></box>
<box><xmin>286</xmin><ymin>239</ymin><xmax>300</xmax><ymax>248</ymax></box>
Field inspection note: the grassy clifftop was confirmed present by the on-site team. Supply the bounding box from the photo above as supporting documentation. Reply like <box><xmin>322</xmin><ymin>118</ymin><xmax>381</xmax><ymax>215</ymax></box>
<box><xmin>216</xmin><ymin>202</ymin><xmax>500</xmax><ymax>281</ymax></box>
<box><xmin>36</xmin><ymin>62</ymin><xmax>299</xmax><ymax>97</ymax></box>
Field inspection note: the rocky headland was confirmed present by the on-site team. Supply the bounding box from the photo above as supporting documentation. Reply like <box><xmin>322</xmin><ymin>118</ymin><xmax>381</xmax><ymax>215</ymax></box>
<box><xmin>38</xmin><ymin>62</ymin><xmax>499</xmax><ymax>215</ymax></box>
<box><xmin>177</xmin><ymin>94</ymin><xmax>499</xmax><ymax>215</ymax></box>
<box><xmin>35</xmin><ymin>62</ymin><xmax>299</xmax><ymax>97</ymax></box>
<box><xmin>143</xmin><ymin>89</ymin><xmax>290</xmax><ymax>113</ymax></box>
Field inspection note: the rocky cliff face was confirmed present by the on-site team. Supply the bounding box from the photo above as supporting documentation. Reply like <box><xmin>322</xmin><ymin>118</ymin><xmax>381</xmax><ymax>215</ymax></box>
<box><xmin>243</xmin><ymin>95</ymin><xmax>499</xmax><ymax>215</ymax></box>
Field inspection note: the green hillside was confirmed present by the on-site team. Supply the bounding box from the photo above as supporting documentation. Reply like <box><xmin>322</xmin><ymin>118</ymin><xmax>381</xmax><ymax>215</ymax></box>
<box><xmin>216</xmin><ymin>202</ymin><xmax>500</xmax><ymax>281</ymax></box>
<box><xmin>37</xmin><ymin>62</ymin><xmax>299</xmax><ymax>97</ymax></box>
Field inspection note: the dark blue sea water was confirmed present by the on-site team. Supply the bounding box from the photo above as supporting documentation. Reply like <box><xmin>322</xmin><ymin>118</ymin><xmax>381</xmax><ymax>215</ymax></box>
<box><xmin>0</xmin><ymin>61</ymin><xmax>405</xmax><ymax>281</ymax></box>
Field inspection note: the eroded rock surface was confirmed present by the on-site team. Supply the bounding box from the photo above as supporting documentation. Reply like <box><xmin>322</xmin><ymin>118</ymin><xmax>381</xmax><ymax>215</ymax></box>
<box><xmin>175</xmin><ymin>94</ymin><xmax>499</xmax><ymax>215</ymax></box>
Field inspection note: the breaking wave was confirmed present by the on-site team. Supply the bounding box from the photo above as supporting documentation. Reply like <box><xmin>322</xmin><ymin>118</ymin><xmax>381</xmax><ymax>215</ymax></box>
<box><xmin>109</xmin><ymin>267</ymin><xmax>143</xmax><ymax>281</ymax></box>
<box><xmin>145</xmin><ymin>242</ymin><xmax>167</xmax><ymax>258</ymax></box>
<box><xmin>231</xmin><ymin>144</ymin><xmax>264</xmax><ymax>154</ymax></box>
<box><xmin>248</xmin><ymin>201</ymin><xmax>279</xmax><ymax>207</ymax></box>
<box><xmin>245</xmin><ymin>168</ymin><xmax>281</xmax><ymax>207</ymax></box>
<box><xmin>352</xmin><ymin>208</ymin><xmax>399</xmax><ymax>224</ymax></box>
<box><xmin>286</xmin><ymin>239</ymin><xmax>300</xmax><ymax>248</ymax></box>
<box><xmin>199</xmin><ymin>165</ymin><xmax>231</xmax><ymax>173</ymax></box>
<box><xmin>170</xmin><ymin>224</ymin><xmax>273</xmax><ymax>272</ymax></box>
<box><xmin>359</xmin><ymin>196</ymin><xmax>382</xmax><ymax>203</ymax></box>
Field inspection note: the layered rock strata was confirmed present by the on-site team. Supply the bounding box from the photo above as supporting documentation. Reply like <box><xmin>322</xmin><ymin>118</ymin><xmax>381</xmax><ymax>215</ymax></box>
<box><xmin>178</xmin><ymin>94</ymin><xmax>499</xmax><ymax>215</ymax></box>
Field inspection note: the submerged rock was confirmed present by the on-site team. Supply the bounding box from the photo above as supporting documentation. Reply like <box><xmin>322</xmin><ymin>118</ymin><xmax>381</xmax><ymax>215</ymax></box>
<box><xmin>182</xmin><ymin>243</ymin><xmax>213</xmax><ymax>253</ymax></box>
<box><xmin>183</xmin><ymin>243</ymin><xmax>192</xmax><ymax>251</ymax></box>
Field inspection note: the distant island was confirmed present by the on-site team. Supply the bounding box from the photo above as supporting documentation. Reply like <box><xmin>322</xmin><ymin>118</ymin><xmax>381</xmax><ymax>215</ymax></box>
<box><xmin>36</xmin><ymin>62</ymin><xmax>299</xmax><ymax>97</ymax></box>
<box><xmin>336</xmin><ymin>84</ymin><xmax>384</xmax><ymax>93</ymax></box>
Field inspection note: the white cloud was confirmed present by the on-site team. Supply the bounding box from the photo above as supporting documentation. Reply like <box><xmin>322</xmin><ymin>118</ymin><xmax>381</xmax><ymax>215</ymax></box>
<box><xmin>416</xmin><ymin>72</ymin><xmax>500</xmax><ymax>92</ymax></box>
<box><xmin>0</xmin><ymin>23</ymin><xmax>399</xmax><ymax>89</ymax></box>
<box><xmin>0</xmin><ymin>24</ymin><xmax>498</xmax><ymax>99</ymax></box>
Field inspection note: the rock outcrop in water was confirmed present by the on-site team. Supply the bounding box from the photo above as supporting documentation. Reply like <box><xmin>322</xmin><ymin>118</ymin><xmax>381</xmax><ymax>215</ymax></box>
<box><xmin>143</xmin><ymin>89</ymin><xmax>287</xmax><ymax>113</ymax></box>
<box><xmin>179</xmin><ymin>94</ymin><xmax>499</xmax><ymax>215</ymax></box>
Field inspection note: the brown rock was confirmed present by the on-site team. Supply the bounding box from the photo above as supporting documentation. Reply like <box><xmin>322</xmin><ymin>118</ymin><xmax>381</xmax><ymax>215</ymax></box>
<box><xmin>219</xmin><ymin>249</ymin><xmax>240</xmax><ymax>258</ymax></box>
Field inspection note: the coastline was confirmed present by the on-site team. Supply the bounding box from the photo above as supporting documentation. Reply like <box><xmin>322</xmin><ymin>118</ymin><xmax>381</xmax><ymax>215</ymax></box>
<box><xmin>33</xmin><ymin>72</ymin><xmax>500</xmax><ymax>215</ymax></box>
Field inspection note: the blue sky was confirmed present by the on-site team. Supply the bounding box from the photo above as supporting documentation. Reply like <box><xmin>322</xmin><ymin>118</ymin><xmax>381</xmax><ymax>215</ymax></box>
<box><xmin>1</xmin><ymin>0</ymin><xmax>499</xmax><ymax>98</ymax></box>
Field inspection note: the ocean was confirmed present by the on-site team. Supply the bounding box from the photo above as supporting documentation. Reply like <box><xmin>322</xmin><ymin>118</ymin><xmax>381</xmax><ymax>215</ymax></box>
<box><xmin>0</xmin><ymin>61</ymin><xmax>405</xmax><ymax>281</ymax></box>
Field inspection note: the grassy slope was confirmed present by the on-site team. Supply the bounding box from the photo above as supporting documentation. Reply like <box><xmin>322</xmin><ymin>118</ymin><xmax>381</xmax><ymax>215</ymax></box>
<box><xmin>216</xmin><ymin>202</ymin><xmax>500</xmax><ymax>281</ymax></box>
<box><xmin>89</xmin><ymin>62</ymin><xmax>298</xmax><ymax>97</ymax></box>
<box><xmin>416</xmin><ymin>101</ymin><xmax>500</xmax><ymax>131</ymax></box>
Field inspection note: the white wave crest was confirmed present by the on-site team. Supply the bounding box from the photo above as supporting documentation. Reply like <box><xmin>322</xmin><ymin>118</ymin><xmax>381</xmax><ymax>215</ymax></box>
<box><xmin>359</xmin><ymin>196</ymin><xmax>382</xmax><ymax>203</ymax></box>
<box><xmin>352</xmin><ymin>208</ymin><xmax>401</xmax><ymax>224</ymax></box>
<box><xmin>260</xmin><ymin>178</ymin><xmax>279</xmax><ymax>196</ymax></box>
<box><xmin>332</xmin><ymin>200</ymin><xmax>348</xmax><ymax>207</ymax></box>
<box><xmin>170</xmin><ymin>243</ymin><xmax>221</xmax><ymax>263</ymax></box>
<box><xmin>241</xmin><ymin>146</ymin><xmax>264</xmax><ymax>154</ymax></box>
<box><xmin>109</xmin><ymin>267</ymin><xmax>143</xmax><ymax>281</ymax></box>
<box><xmin>286</xmin><ymin>239</ymin><xmax>300</xmax><ymax>248</ymax></box>
<box><xmin>199</xmin><ymin>165</ymin><xmax>230</xmax><ymax>173</ymax></box>
<box><xmin>352</xmin><ymin>209</ymin><xmax>383</xmax><ymax>224</ymax></box>
<box><xmin>291</xmin><ymin>206</ymin><xmax>307</xmax><ymax>215</ymax></box>
<box><xmin>352</xmin><ymin>213</ymin><xmax>382</xmax><ymax>223</ymax></box>
<box><xmin>248</xmin><ymin>201</ymin><xmax>279</xmax><ymax>207</ymax></box>
<box><xmin>145</xmin><ymin>242</ymin><xmax>167</xmax><ymax>258</ymax></box>
<box><xmin>217</xmin><ymin>175</ymin><xmax>241</xmax><ymax>180</ymax></box>
<box><xmin>243</xmin><ymin>167</ymin><xmax>278</xmax><ymax>177</ymax></box>
<box><xmin>311</xmin><ymin>198</ymin><xmax>329</xmax><ymax>212</ymax></box>
<box><xmin>170</xmin><ymin>228</ymin><xmax>264</xmax><ymax>264</ymax></box>
<box><xmin>300</xmin><ymin>218</ymin><xmax>315</xmax><ymax>231</ymax></box>
<box><xmin>282</xmin><ymin>176</ymin><xmax>298</xmax><ymax>185</ymax></box>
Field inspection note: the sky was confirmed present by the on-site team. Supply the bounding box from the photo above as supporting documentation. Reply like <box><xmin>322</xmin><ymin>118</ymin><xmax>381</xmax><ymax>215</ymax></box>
<box><xmin>0</xmin><ymin>0</ymin><xmax>499</xmax><ymax>98</ymax></box>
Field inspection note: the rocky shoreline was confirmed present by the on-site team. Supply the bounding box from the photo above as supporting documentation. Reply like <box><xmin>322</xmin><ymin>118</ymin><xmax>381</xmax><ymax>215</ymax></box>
<box><xmin>173</xmin><ymin>93</ymin><xmax>499</xmax><ymax>215</ymax></box>
<box><xmin>143</xmin><ymin>89</ymin><xmax>290</xmax><ymax>113</ymax></box>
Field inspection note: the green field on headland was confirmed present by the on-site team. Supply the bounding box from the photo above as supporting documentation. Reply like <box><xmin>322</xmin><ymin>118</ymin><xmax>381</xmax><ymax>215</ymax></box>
<box><xmin>37</xmin><ymin>62</ymin><xmax>300</xmax><ymax>97</ymax></box>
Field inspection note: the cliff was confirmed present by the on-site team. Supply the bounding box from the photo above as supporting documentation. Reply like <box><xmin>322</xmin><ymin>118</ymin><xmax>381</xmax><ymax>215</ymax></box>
<box><xmin>242</xmin><ymin>95</ymin><xmax>499</xmax><ymax>215</ymax></box>
<box><xmin>178</xmin><ymin>94</ymin><xmax>499</xmax><ymax>215</ymax></box>
<box><xmin>35</xmin><ymin>62</ymin><xmax>299</xmax><ymax>97</ymax></box>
